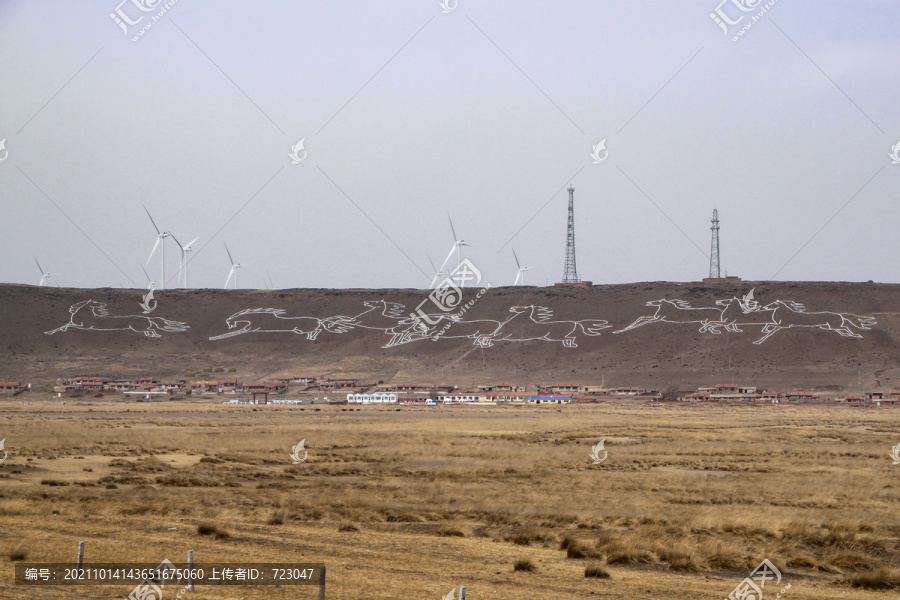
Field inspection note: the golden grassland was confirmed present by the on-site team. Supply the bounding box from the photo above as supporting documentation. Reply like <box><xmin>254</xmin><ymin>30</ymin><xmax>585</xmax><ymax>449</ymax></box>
<box><xmin>0</xmin><ymin>399</ymin><xmax>898</xmax><ymax>599</ymax></box>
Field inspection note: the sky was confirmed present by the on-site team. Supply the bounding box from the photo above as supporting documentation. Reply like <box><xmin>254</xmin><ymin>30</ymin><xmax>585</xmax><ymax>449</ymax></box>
<box><xmin>1</xmin><ymin>0</ymin><xmax>898</xmax><ymax>289</ymax></box>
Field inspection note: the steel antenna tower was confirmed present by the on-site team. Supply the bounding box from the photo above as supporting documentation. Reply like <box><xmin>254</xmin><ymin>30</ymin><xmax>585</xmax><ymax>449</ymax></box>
<box><xmin>562</xmin><ymin>185</ymin><xmax>580</xmax><ymax>283</ymax></box>
<box><xmin>709</xmin><ymin>208</ymin><xmax>721</xmax><ymax>279</ymax></box>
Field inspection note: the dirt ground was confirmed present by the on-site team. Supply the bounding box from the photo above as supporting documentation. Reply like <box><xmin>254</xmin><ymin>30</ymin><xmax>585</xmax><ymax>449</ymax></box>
<box><xmin>0</xmin><ymin>399</ymin><xmax>898</xmax><ymax>599</ymax></box>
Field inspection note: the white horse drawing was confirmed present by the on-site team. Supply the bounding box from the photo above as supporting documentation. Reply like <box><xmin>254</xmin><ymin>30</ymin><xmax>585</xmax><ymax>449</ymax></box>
<box><xmin>45</xmin><ymin>300</ymin><xmax>189</xmax><ymax>338</ymax></box>
<box><xmin>209</xmin><ymin>308</ymin><xmax>355</xmax><ymax>341</ymax></box>
<box><xmin>613</xmin><ymin>299</ymin><xmax>729</xmax><ymax>334</ymax></box>
<box><xmin>751</xmin><ymin>300</ymin><xmax>876</xmax><ymax>345</ymax></box>
<box><xmin>484</xmin><ymin>305</ymin><xmax>610</xmax><ymax>347</ymax></box>
<box><xmin>613</xmin><ymin>290</ymin><xmax>876</xmax><ymax>345</ymax></box>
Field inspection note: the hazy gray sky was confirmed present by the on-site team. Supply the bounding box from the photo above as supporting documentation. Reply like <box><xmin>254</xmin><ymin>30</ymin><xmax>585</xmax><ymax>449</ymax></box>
<box><xmin>1</xmin><ymin>0</ymin><xmax>898</xmax><ymax>289</ymax></box>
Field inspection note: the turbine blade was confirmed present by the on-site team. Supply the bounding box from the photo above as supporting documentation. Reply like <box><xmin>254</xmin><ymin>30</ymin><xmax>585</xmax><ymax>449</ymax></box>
<box><xmin>225</xmin><ymin>244</ymin><xmax>235</xmax><ymax>266</ymax></box>
<box><xmin>171</xmin><ymin>234</ymin><xmax>184</xmax><ymax>250</ymax></box>
<box><xmin>186</xmin><ymin>236</ymin><xmax>199</xmax><ymax>249</ymax></box>
<box><xmin>33</xmin><ymin>256</ymin><xmax>45</xmax><ymax>275</ymax></box>
<box><xmin>225</xmin><ymin>267</ymin><xmax>235</xmax><ymax>288</ymax></box>
<box><xmin>426</xmin><ymin>253</ymin><xmax>437</xmax><ymax>273</ymax></box>
<box><xmin>437</xmin><ymin>245</ymin><xmax>455</xmax><ymax>276</ymax></box>
<box><xmin>144</xmin><ymin>206</ymin><xmax>161</xmax><ymax>234</ymax></box>
<box><xmin>146</xmin><ymin>237</ymin><xmax>161</xmax><ymax>267</ymax></box>
<box><xmin>512</xmin><ymin>248</ymin><xmax>521</xmax><ymax>269</ymax></box>
<box><xmin>448</xmin><ymin>213</ymin><xmax>457</xmax><ymax>242</ymax></box>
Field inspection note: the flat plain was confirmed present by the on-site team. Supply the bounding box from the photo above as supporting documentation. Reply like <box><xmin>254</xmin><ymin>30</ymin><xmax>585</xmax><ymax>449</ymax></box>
<box><xmin>0</xmin><ymin>400</ymin><xmax>898</xmax><ymax>599</ymax></box>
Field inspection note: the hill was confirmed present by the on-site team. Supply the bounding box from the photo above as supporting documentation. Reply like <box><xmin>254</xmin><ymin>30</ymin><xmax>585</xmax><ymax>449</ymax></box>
<box><xmin>1</xmin><ymin>281</ymin><xmax>898</xmax><ymax>393</ymax></box>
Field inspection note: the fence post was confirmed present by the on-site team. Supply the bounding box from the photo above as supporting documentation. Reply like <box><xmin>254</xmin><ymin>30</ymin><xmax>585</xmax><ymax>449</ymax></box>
<box><xmin>76</xmin><ymin>541</ymin><xmax>84</xmax><ymax>571</ymax></box>
<box><xmin>187</xmin><ymin>550</ymin><xmax>194</xmax><ymax>592</ymax></box>
<box><xmin>459</xmin><ymin>586</ymin><xmax>466</xmax><ymax>600</ymax></box>
<box><xmin>318</xmin><ymin>565</ymin><xmax>326</xmax><ymax>600</ymax></box>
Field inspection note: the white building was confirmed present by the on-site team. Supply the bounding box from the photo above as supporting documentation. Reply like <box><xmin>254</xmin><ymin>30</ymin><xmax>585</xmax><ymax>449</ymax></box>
<box><xmin>347</xmin><ymin>392</ymin><xmax>398</xmax><ymax>405</ymax></box>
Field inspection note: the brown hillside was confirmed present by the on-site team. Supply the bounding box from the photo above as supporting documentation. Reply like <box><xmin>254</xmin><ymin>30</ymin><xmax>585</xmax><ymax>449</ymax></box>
<box><xmin>1</xmin><ymin>282</ymin><xmax>898</xmax><ymax>393</ymax></box>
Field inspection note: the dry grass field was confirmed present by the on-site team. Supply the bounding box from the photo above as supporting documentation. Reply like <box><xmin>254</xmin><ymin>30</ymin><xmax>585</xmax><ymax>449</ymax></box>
<box><xmin>0</xmin><ymin>399</ymin><xmax>898</xmax><ymax>600</ymax></box>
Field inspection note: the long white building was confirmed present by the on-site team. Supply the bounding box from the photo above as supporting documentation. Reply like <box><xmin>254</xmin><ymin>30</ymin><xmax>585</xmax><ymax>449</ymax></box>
<box><xmin>347</xmin><ymin>392</ymin><xmax>398</xmax><ymax>404</ymax></box>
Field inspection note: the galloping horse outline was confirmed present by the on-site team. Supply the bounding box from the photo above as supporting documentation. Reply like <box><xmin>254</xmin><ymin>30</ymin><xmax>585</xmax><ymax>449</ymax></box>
<box><xmin>613</xmin><ymin>291</ymin><xmax>876</xmax><ymax>345</ymax></box>
<box><xmin>751</xmin><ymin>300</ymin><xmax>876</xmax><ymax>345</ymax></box>
<box><xmin>209</xmin><ymin>308</ymin><xmax>355</xmax><ymax>341</ymax></box>
<box><xmin>484</xmin><ymin>305</ymin><xmax>610</xmax><ymax>347</ymax></box>
<box><xmin>613</xmin><ymin>299</ymin><xmax>728</xmax><ymax>335</ymax></box>
<box><xmin>44</xmin><ymin>300</ymin><xmax>189</xmax><ymax>338</ymax></box>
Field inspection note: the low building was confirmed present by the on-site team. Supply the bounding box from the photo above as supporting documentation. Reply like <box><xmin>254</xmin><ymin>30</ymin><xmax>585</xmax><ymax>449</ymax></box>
<box><xmin>271</xmin><ymin>376</ymin><xmax>317</xmax><ymax>385</ymax></box>
<box><xmin>321</xmin><ymin>379</ymin><xmax>358</xmax><ymax>390</ymax></box>
<box><xmin>0</xmin><ymin>381</ymin><xmax>26</xmax><ymax>395</ymax></box>
<box><xmin>528</xmin><ymin>395</ymin><xmax>571</xmax><ymax>404</ymax></box>
<box><xmin>707</xmin><ymin>384</ymin><xmax>759</xmax><ymax>402</ymax></box>
<box><xmin>437</xmin><ymin>394</ymin><xmax>483</xmax><ymax>404</ymax></box>
<box><xmin>545</xmin><ymin>384</ymin><xmax>581</xmax><ymax>394</ymax></box>
<box><xmin>219</xmin><ymin>379</ymin><xmax>242</xmax><ymax>391</ymax></box>
<box><xmin>757</xmin><ymin>392</ymin><xmax>781</xmax><ymax>403</ymax></box>
<box><xmin>785</xmin><ymin>391</ymin><xmax>819</xmax><ymax>402</ymax></box>
<box><xmin>476</xmin><ymin>384</ymin><xmax>526</xmax><ymax>393</ymax></box>
<box><xmin>582</xmin><ymin>385</ymin><xmax>609</xmax><ymax>394</ymax></box>
<box><xmin>883</xmin><ymin>391</ymin><xmax>900</xmax><ymax>405</ymax></box>
<box><xmin>347</xmin><ymin>392</ymin><xmax>398</xmax><ymax>404</ymax></box>
<box><xmin>188</xmin><ymin>381</ymin><xmax>218</xmax><ymax>393</ymax></box>
<box><xmin>609</xmin><ymin>387</ymin><xmax>647</xmax><ymax>396</ymax></box>
<box><xmin>374</xmin><ymin>383</ymin><xmax>430</xmax><ymax>393</ymax></box>
<box><xmin>483</xmin><ymin>392</ymin><xmax>532</xmax><ymax>403</ymax></box>
<box><xmin>838</xmin><ymin>395</ymin><xmax>866</xmax><ymax>404</ymax></box>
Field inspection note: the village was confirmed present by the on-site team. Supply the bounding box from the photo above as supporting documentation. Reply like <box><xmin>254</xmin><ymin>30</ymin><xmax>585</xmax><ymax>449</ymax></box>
<box><xmin>1</xmin><ymin>376</ymin><xmax>898</xmax><ymax>407</ymax></box>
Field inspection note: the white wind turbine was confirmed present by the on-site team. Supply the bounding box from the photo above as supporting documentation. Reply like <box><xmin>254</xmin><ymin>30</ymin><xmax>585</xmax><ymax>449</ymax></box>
<box><xmin>434</xmin><ymin>214</ymin><xmax>470</xmax><ymax>288</ymax></box>
<box><xmin>172</xmin><ymin>235</ymin><xmax>199</xmax><ymax>289</ymax></box>
<box><xmin>33</xmin><ymin>257</ymin><xmax>60</xmax><ymax>287</ymax></box>
<box><xmin>144</xmin><ymin>207</ymin><xmax>172</xmax><ymax>290</ymax></box>
<box><xmin>512</xmin><ymin>248</ymin><xmax>530</xmax><ymax>286</ymax></box>
<box><xmin>224</xmin><ymin>244</ymin><xmax>241</xmax><ymax>289</ymax></box>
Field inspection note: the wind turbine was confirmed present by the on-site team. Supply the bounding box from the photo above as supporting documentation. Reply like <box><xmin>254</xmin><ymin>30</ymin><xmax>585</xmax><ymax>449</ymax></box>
<box><xmin>172</xmin><ymin>235</ymin><xmax>199</xmax><ymax>289</ymax></box>
<box><xmin>448</xmin><ymin>214</ymin><xmax>468</xmax><ymax>271</ymax></box>
<box><xmin>33</xmin><ymin>257</ymin><xmax>59</xmax><ymax>287</ymax></box>
<box><xmin>435</xmin><ymin>214</ymin><xmax>470</xmax><ymax>288</ymax></box>
<box><xmin>512</xmin><ymin>248</ymin><xmax>530</xmax><ymax>286</ymax></box>
<box><xmin>144</xmin><ymin>207</ymin><xmax>171</xmax><ymax>290</ymax></box>
<box><xmin>224</xmin><ymin>244</ymin><xmax>241</xmax><ymax>289</ymax></box>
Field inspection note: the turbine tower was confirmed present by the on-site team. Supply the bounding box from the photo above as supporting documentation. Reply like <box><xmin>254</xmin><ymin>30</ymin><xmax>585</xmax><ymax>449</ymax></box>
<box><xmin>709</xmin><ymin>208</ymin><xmax>721</xmax><ymax>279</ymax></box>
<box><xmin>561</xmin><ymin>185</ymin><xmax>580</xmax><ymax>283</ymax></box>
<box><xmin>144</xmin><ymin>207</ymin><xmax>171</xmax><ymax>291</ymax></box>
<box><xmin>426</xmin><ymin>254</ymin><xmax>443</xmax><ymax>288</ymax></box>
<box><xmin>172</xmin><ymin>235</ymin><xmax>199</xmax><ymax>289</ymax></box>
